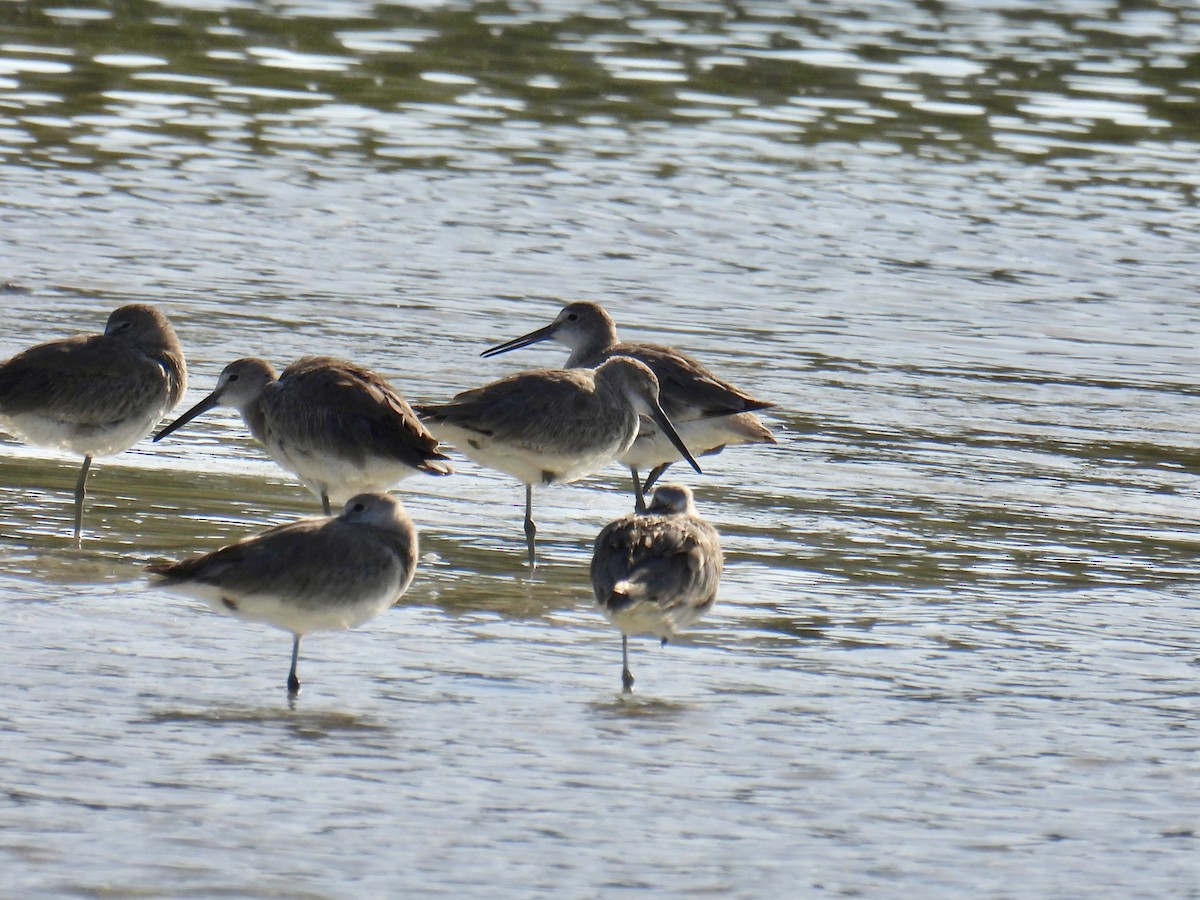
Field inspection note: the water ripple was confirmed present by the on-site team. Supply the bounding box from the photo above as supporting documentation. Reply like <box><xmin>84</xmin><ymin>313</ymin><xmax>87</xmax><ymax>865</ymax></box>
<box><xmin>2</xmin><ymin>0</ymin><xmax>1199</xmax><ymax>896</ymax></box>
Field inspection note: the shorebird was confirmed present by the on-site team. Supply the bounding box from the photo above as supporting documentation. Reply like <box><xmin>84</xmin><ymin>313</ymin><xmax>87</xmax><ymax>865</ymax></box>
<box><xmin>482</xmin><ymin>301</ymin><xmax>775</xmax><ymax>510</ymax></box>
<box><xmin>148</xmin><ymin>492</ymin><xmax>418</xmax><ymax>695</ymax></box>
<box><xmin>154</xmin><ymin>356</ymin><xmax>452</xmax><ymax>514</ymax></box>
<box><xmin>0</xmin><ymin>304</ymin><xmax>187</xmax><ymax>542</ymax></box>
<box><xmin>415</xmin><ymin>356</ymin><xmax>701</xmax><ymax>569</ymax></box>
<box><xmin>590</xmin><ymin>483</ymin><xmax>722</xmax><ymax>693</ymax></box>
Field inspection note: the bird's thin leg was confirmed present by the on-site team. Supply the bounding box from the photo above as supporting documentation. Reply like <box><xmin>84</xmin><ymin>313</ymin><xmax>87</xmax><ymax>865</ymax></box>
<box><xmin>643</xmin><ymin>462</ymin><xmax>672</xmax><ymax>495</ymax></box>
<box><xmin>630</xmin><ymin>468</ymin><xmax>647</xmax><ymax>513</ymax></box>
<box><xmin>287</xmin><ymin>635</ymin><xmax>301</xmax><ymax>695</ymax></box>
<box><xmin>73</xmin><ymin>455</ymin><xmax>93</xmax><ymax>545</ymax></box>
<box><xmin>523</xmin><ymin>483</ymin><xmax>537</xmax><ymax>570</ymax></box>
<box><xmin>320</xmin><ymin>491</ymin><xmax>332</xmax><ymax>516</ymax></box>
<box><xmin>621</xmin><ymin>634</ymin><xmax>634</xmax><ymax>694</ymax></box>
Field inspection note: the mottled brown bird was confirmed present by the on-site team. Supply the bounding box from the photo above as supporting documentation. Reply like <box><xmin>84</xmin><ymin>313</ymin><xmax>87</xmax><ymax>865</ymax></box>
<box><xmin>591</xmin><ymin>483</ymin><xmax>722</xmax><ymax>693</ymax></box>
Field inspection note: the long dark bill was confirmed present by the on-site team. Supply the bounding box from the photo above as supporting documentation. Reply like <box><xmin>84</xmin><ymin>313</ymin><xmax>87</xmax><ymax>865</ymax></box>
<box><xmin>153</xmin><ymin>392</ymin><xmax>221</xmax><ymax>442</ymax></box>
<box><xmin>480</xmin><ymin>323</ymin><xmax>557</xmax><ymax>359</ymax></box>
<box><xmin>649</xmin><ymin>402</ymin><xmax>703</xmax><ymax>475</ymax></box>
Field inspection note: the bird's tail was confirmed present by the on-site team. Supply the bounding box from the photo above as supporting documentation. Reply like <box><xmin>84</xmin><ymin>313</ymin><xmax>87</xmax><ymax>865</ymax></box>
<box><xmin>728</xmin><ymin>411</ymin><xmax>776</xmax><ymax>443</ymax></box>
<box><xmin>606</xmin><ymin>580</ymin><xmax>646</xmax><ymax>612</ymax></box>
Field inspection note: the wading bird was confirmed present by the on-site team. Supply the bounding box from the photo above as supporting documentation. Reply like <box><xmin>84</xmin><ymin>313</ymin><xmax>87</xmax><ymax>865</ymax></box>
<box><xmin>591</xmin><ymin>483</ymin><xmax>722</xmax><ymax>693</ymax></box>
<box><xmin>483</xmin><ymin>301</ymin><xmax>774</xmax><ymax>510</ymax></box>
<box><xmin>148</xmin><ymin>492</ymin><xmax>418</xmax><ymax>695</ymax></box>
<box><xmin>0</xmin><ymin>304</ymin><xmax>187</xmax><ymax>542</ymax></box>
<box><xmin>416</xmin><ymin>356</ymin><xmax>701</xmax><ymax>569</ymax></box>
<box><xmin>155</xmin><ymin>356</ymin><xmax>451</xmax><ymax>513</ymax></box>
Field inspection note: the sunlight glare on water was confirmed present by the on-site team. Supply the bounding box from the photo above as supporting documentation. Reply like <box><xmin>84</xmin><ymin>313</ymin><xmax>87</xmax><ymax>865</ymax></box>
<box><xmin>1</xmin><ymin>0</ymin><xmax>1199</xmax><ymax>895</ymax></box>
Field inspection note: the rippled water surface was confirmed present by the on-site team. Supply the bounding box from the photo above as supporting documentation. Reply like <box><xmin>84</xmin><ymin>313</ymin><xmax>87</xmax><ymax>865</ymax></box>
<box><xmin>2</xmin><ymin>0</ymin><xmax>1199</xmax><ymax>895</ymax></box>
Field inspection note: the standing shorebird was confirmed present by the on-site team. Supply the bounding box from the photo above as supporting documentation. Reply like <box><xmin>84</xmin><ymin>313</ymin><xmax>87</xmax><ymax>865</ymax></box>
<box><xmin>0</xmin><ymin>304</ymin><xmax>187</xmax><ymax>542</ymax></box>
<box><xmin>148</xmin><ymin>492</ymin><xmax>418</xmax><ymax>695</ymax></box>
<box><xmin>154</xmin><ymin>356</ymin><xmax>452</xmax><ymax>514</ymax></box>
<box><xmin>590</xmin><ymin>483</ymin><xmax>722</xmax><ymax>694</ymax></box>
<box><xmin>415</xmin><ymin>356</ymin><xmax>702</xmax><ymax>569</ymax></box>
<box><xmin>482</xmin><ymin>301</ymin><xmax>775</xmax><ymax>510</ymax></box>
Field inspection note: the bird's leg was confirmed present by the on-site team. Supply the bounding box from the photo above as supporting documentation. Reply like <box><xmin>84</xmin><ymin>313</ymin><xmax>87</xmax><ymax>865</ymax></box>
<box><xmin>320</xmin><ymin>490</ymin><xmax>332</xmax><ymax>516</ymax></box>
<box><xmin>621</xmin><ymin>634</ymin><xmax>634</xmax><ymax>694</ymax></box>
<box><xmin>630</xmin><ymin>468</ymin><xmax>647</xmax><ymax>513</ymax></box>
<box><xmin>287</xmin><ymin>635</ymin><xmax>301</xmax><ymax>695</ymax></box>
<box><xmin>73</xmin><ymin>455</ymin><xmax>93</xmax><ymax>545</ymax></box>
<box><xmin>643</xmin><ymin>462</ymin><xmax>672</xmax><ymax>495</ymax></box>
<box><xmin>523</xmin><ymin>483</ymin><xmax>537</xmax><ymax>570</ymax></box>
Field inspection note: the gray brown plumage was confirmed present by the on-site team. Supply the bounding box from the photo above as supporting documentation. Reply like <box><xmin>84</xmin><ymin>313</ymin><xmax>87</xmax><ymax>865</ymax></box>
<box><xmin>0</xmin><ymin>304</ymin><xmax>187</xmax><ymax>541</ymax></box>
<box><xmin>416</xmin><ymin>356</ymin><xmax>701</xmax><ymax>569</ymax></box>
<box><xmin>482</xmin><ymin>300</ymin><xmax>775</xmax><ymax>509</ymax></box>
<box><xmin>155</xmin><ymin>355</ymin><xmax>451</xmax><ymax>514</ymax></box>
<box><xmin>148</xmin><ymin>492</ymin><xmax>418</xmax><ymax>695</ymax></box>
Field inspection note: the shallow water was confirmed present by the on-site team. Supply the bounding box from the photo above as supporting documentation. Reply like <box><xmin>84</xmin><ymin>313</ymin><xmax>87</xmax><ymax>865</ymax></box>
<box><xmin>2</xmin><ymin>0</ymin><xmax>1199</xmax><ymax>895</ymax></box>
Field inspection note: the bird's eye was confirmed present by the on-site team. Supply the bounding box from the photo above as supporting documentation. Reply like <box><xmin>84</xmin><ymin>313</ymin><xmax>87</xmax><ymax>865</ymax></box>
<box><xmin>227</xmin><ymin>374</ymin><xmax>239</xmax><ymax>382</ymax></box>
<box><xmin>118</xmin><ymin>320</ymin><xmax>132</xmax><ymax>331</ymax></box>
<box><xmin>352</xmin><ymin>502</ymin><xmax>366</xmax><ymax>513</ymax></box>
<box><xmin>567</xmin><ymin>313</ymin><xmax>578</xmax><ymax>321</ymax></box>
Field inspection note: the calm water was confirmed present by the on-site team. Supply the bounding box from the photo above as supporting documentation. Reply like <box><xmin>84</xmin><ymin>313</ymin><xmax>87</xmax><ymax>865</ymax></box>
<box><xmin>2</xmin><ymin>0</ymin><xmax>1199</xmax><ymax>895</ymax></box>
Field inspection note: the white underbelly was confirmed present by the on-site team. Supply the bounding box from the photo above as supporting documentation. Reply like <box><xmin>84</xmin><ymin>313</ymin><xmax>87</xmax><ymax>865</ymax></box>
<box><xmin>599</xmin><ymin>598</ymin><xmax>709</xmax><ymax>639</ymax></box>
<box><xmin>3</xmin><ymin>405</ymin><xmax>165</xmax><ymax>458</ymax></box>
<box><xmin>267</xmin><ymin>442</ymin><xmax>416</xmax><ymax>502</ymax></box>
<box><xmin>429</xmin><ymin>423</ymin><xmax>625</xmax><ymax>485</ymax></box>
<box><xmin>618</xmin><ymin>415</ymin><xmax>748</xmax><ymax>470</ymax></box>
<box><xmin>167</xmin><ymin>578</ymin><xmax>400</xmax><ymax>635</ymax></box>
